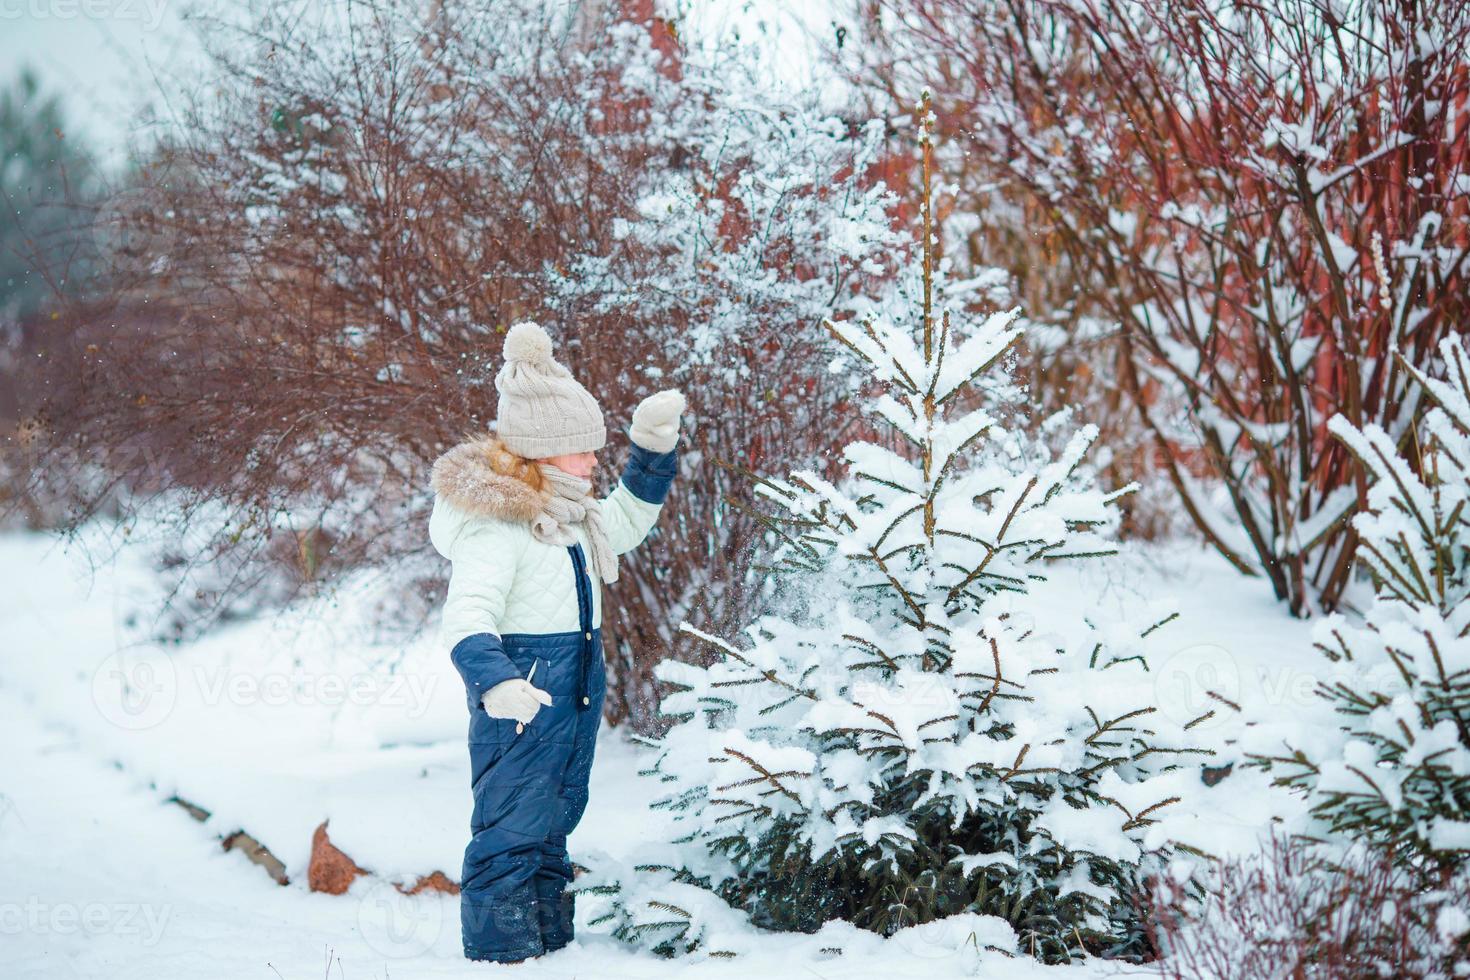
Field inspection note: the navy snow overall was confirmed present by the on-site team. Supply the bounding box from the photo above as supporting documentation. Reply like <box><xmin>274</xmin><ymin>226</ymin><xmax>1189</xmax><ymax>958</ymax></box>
<box><xmin>450</xmin><ymin>542</ymin><xmax>605</xmax><ymax>961</ymax></box>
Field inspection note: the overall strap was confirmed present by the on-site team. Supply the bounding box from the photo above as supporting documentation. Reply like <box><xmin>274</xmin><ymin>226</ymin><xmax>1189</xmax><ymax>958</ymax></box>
<box><xmin>566</xmin><ymin>542</ymin><xmax>596</xmax><ymax>711</ymax></box>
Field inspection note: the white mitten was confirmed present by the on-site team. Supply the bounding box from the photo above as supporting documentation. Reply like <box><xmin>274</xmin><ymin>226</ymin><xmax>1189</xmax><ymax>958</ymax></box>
<box><xmin>481</xmin><ymin>679</ymin><xmax>552</xmax><ymax>725</ymax></box>
<box><xmin>629</xmin><ymin>389</ymin><xmax>686</xmax><ymax>453</ymax></box>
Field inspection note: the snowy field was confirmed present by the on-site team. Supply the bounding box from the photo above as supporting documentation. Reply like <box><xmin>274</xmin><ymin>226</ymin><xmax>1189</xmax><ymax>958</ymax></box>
<box><xmin>0</xmin><ymin>520</ymin><xmax>1328</xmax><ymax>978</ymax></box>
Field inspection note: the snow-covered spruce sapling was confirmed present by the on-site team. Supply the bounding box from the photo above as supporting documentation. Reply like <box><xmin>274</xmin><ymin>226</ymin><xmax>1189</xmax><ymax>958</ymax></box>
<box><xmin>620</xmin><ymin>93</ymin><xmax>1210</xmax><ymax>965</ymax></box>
<box><xmin>571</xmin><ymin>848</ymin><xmax>753</xmax><ymax>959</ymax></box>
<box><xmin>1248</xmin><ymin>334</ymin><xmax>1470</xmax><ymax>878</ymax></box>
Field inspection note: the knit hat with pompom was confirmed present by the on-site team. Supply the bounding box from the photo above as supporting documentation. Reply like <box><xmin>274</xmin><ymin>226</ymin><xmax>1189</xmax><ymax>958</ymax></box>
<box><xmin>493</xmin><ymin>321</ymin><xmax>606</xmax><ymax>459</ymax></box>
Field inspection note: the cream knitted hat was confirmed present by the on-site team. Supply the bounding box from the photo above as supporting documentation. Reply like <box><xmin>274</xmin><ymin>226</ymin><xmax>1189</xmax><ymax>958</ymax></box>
<box><xmin>493</xmin><ymin>321</ymin><xmax>607</xmax><ymax>459</ymax></box>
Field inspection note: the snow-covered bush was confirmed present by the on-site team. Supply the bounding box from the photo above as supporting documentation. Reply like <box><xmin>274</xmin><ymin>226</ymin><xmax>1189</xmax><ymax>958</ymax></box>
<box><xmin>601</xmin><ymin>95</ymin><xmax>1210</xmax><ymax>965</ymax></box>
<box><xmin>1146</xmin><ymin>828</ymin><xmax>1470</xmax><ymax>980</ymax></box>
<box><xmin>25</xmin><ymin>0</ymin><xmax>682</xmax><ymax>636</ymax></box>
<box><xmin>25</xmin><ymin>0</ymin><xmax>911</xmax><ymax>728</ymax></box>
<box><xmin>545</xmin><ymin>38</ymin><xmax>909</xmax><ymax>728</ymax></box>
<box><xmin>1249</xmin><ymin>334</ymin><xmax>1470</xmax><ymax>875</ymax></box>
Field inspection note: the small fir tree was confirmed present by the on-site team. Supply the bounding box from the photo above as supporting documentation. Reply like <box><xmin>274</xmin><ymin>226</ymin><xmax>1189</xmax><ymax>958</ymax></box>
<box><xmin>1249</xmin><ymin>334</ymin><xmax>1470</xmax><ymax>878</ymax></box>
<box><xmin>587</xmin><ymin>92</ymin><xmax>1211</xmax><ymax>965</ymax></box>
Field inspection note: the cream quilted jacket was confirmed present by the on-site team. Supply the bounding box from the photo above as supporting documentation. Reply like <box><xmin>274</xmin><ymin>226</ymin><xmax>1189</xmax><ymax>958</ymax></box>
<box><xmin>428</xmin><ymin>433</ymin><xmax>673</xmax><ymax>652</ymax></box>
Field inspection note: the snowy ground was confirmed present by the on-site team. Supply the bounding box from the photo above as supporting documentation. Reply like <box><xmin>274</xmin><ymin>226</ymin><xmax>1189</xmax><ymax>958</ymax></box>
<box><xmin>0</xmin><ymin>521</ymin><xmax>1330</xmax><ymax>977</ymax></box>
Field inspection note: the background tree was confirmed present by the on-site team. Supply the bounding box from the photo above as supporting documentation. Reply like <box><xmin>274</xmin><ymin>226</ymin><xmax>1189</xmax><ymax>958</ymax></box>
<box><xmin>0</xmin><ymin>67</ymin><xmax>101</xmax><ymax>529</ymax></box>
<box><xmin>0</xmin><ymin>68</ymin><xmax>98</xmax><ymax>323</ymax></box>
<box><xmin>834</xmin><ymin>0</ymin><xmax>1470</xmax><ymax>615</ymax></box>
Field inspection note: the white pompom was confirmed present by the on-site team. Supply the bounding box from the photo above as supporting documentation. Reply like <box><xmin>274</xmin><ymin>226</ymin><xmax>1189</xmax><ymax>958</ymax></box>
<box><xmin>503</xmin><ymin>320</ymin><xmax>554</xmax><ymax>364</ymax></box>
<box><xmin>661</xmin><ymin>389</ymin><xmax>687</xmax><ymax>416</ymax></box>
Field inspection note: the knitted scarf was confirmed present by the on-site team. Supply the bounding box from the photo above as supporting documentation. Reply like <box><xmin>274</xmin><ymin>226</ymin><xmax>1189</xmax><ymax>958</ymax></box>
<box><xmin>530</xmin><ymin>462</ymin><xmax>619</xmax><ymax>584</ymax></box>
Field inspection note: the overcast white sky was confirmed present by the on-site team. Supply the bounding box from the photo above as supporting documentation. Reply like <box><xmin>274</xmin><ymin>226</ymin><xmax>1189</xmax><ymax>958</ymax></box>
<box><xmin>0</xmin><ymin>0</ymin><xmax>198</xmax><ymax>167</ymax></box>
<box><xmin>0</xmin><ymin>0</ymin><xmax>839</xmax><ymax>171</ymax></box>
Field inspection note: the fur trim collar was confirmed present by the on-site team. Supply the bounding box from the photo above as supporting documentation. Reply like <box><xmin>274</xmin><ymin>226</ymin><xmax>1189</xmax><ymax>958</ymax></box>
<box><xmin>430</xmin><ymin>434</ymin><xmax>547</xmax><ymax>524</ymax></box>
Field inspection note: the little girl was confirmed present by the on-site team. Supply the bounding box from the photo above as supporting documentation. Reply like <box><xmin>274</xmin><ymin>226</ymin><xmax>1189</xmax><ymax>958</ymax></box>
<box><xmin>427</xmin><ymin>321</ymin><xmax>683</xmax><ymax>962</ymax></box>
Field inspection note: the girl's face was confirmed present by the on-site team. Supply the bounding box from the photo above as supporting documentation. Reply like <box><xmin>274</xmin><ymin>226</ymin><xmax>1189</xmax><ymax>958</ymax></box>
<box><xmin>544</xmin><ymin>450</ymin><xmax>597</xmax><ymax>479</ymax></box>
